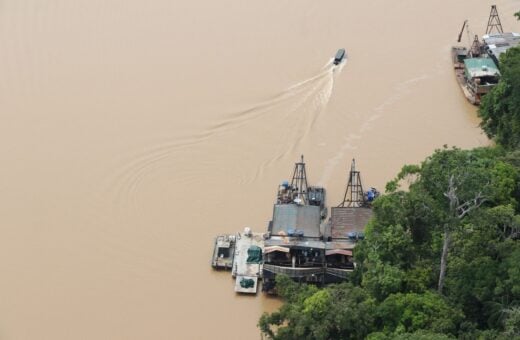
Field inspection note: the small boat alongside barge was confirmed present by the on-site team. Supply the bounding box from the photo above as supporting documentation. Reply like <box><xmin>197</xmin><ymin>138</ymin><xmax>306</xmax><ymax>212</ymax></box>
<box><xmin>211</xmin><ymin>234</ymin><xmax>236</xmax><ymax>270</ymax></box>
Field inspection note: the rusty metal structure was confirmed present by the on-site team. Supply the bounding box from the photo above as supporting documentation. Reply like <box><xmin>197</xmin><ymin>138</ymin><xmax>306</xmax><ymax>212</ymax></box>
<box><xmin>212</xmin><ymin>156</ymin><xmax>378</xmax><ymax>294</ymax></box>
<box><xmin>457</xmin><ymin>20</ymin><xmax>468</xmax><ymax>43</ymax></box>
<box><xmin>486</xmin><ymin>5</ymin><xmax>504</xmax><ymax>35</ymax></box>
<box><xmin>338</xmin><ymin>159</ymin><xmax>366</xmax><ymax>208</ymax></box>
<box><xmin>289</xmin><ymin>155</ymin><xmax>309</xmax><ymax>205</ymax></box>
<box><xmin>469</xmin><ymin>34</ymin><xmax>482</xmax><ymax>57</ymax></box>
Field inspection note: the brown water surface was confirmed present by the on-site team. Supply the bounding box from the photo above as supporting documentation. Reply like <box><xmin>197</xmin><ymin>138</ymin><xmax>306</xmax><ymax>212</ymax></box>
<box><xmin>1</xmin><ymin>1</ymin><xmax>518</xmax><ymax>339</ymax></box>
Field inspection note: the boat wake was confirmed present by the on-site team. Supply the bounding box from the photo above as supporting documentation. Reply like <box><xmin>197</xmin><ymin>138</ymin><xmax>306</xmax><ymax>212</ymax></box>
<box><xmin>108</xmin><ymin>58</ymin><xmax>346</xmax><ymax>205</ymax></box>
<box><xmin>245</xmin><ymin>59</ymin><xmax>346</xmax><ymax>183</ymax></box>
<box><xmin>317</xmin><ymin>71</ymin><xmax>428</xmax><ymax>187</ymax></box>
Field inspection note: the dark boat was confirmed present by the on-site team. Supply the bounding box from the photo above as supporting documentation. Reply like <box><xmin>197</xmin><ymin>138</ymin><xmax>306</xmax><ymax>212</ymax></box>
<box><xmin>333</xmin><ymin>48</ymin><xmax>346</xmax><ymax>65</ymax></box>
<box><xmin>211</xmin><ymin>234</ymin><xmax>236</xmax><ymax>270</ymax></box>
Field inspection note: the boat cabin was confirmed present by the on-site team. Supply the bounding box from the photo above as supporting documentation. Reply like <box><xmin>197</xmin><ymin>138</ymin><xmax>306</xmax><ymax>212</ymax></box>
<box><xmin>463</xmin><ymin>58</ymin><xmax>500</xmax><ymax>96</ymax></box>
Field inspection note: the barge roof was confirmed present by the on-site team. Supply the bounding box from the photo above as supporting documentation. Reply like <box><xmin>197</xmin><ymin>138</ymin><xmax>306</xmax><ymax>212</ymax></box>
<box><xmin>271</xmin><ymin>204</ymin><xmax>321</xmax><ymax>238</ymax></box>
<box><xmin>330</xmin><ymin>207</ymin><xmax>372</xmax><ymax>239</ymax></box>
<box><xmin>483</xmin><ymin>32</ymin><xmax>520</xmax><ymax>61</ymax></box>
<box><xmin>265</xmin><ymin>235</ymin><xmax>357</xmax><ymax>250</ymax></box>
<box><xmin>463</xmin><ymin>58</ymin><xmax>500</xmax><ymax>78</ymax></box>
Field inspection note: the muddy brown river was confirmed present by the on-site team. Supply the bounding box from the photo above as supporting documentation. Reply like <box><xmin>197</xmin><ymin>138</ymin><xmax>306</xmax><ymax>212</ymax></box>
<box><xmin>1</xmin><ymin>1</ymin><xmax>518</xmax><ymax>339</ymax></box>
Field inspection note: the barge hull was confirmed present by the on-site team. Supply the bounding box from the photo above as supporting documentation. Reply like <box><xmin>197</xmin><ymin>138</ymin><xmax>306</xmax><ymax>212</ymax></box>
<box><xmin>452</xmin><ymin>46</ymin><xmax>479</xmax><ymax>105</ymax></box>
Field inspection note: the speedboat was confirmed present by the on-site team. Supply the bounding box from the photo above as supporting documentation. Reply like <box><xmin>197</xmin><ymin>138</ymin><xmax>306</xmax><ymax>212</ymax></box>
<box><xmin>333</xmin><ymin>48</ymin><xmax>346</xmax><ymax>65</ymax></box>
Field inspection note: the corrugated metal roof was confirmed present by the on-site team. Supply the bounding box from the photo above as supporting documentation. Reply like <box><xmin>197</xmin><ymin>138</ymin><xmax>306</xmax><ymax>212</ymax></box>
<box><xmin>264</xmin><ymin>246</ymin><xmax>290</xmax><ymax>254</ymax></box>
<box><xmin>464</xmin><ymin>58</ymin><xmax>500</xmax><ymax>78</ymax></box>
<box><xmin>326</xmin><ymin>249</ymin><xmax>353</xmax><ymax>256</ymax></box>
<box><xmin>325</xmin><ymin>241</ymin><xmax>356</xmax><ymax>250</ymax></box>
<box><xmin>265</xmin><ymin>236</ymin><xmax>357</xmax><ymax>250</ymax></box>
<box><xmin>265</xmin><ymin>237</ymin><xmax>326</xmax><ymax>249</ymax></box>
<box><xmin>483</xmin><ymin>32</ymin><xmax>520</xmax><ymax>46</ymax></box>
<box><xmin>330</xmin><ymin>207</ymin><xmax>372</xmax><ymax>238</ymax></box>
<box><xmin>483</xmin><ymin>32</ymin><xmax>520</xmax><ymax>62</ymax></box>
<box><xmin>271</xmin><ymin>204</ymin><xmax>321</xmax><ymax>238</ymax></box>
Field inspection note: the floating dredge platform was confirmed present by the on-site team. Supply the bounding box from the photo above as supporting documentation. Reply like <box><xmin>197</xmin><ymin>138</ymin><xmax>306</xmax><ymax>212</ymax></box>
<box><xmin>211</xmin><ymin>228</ymin><xmax>265</xmax><ymax>294</ymax></box>
<box><xmin>212</xmin><ymin>156</ymin><xmax>377</xmax><ymax>295</ymax></box>
<box><xmin>232</xmin><ymin>229</ymin><xmax>264</xmax><ymax>293</ymax></box>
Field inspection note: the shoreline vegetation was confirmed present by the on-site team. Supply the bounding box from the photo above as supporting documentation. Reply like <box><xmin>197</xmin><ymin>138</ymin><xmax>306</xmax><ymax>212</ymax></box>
<box><xmin>258</xmin><ymin>12</ymin><xmax>520</xmax><ymax>340</ymax></box>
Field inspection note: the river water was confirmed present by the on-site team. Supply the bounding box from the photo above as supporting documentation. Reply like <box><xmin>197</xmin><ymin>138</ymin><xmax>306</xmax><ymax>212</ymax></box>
<box><xmin>1</xmin><ymin>1</ymin><xmax>518</xmax><ymax>339</ymax></box>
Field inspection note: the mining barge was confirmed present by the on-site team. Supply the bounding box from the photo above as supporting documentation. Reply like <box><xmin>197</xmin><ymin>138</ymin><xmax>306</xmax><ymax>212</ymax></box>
<box><xmin>211</xmin><ymin>156</ymin><xmax>379</xmax><ymax>294</ymax></box>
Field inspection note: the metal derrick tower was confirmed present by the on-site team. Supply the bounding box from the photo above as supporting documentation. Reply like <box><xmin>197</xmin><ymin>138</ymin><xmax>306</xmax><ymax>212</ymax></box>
<box><xmin>290</xmin><ymin>155</ymin><xmax>309</xmax><ymax>205</ymax></box>
<box><xmin>470</xmin><ymin>35</ymin><xmax>482</xmax><ymax>57</ymax></box>
<box><xmin>338</xmin><ymin>159</ymin><xmax>366</xmax><ymax>208</ymax></box>
<box><xmin>486</xmin><ymin>5</ymin><xmax>504</xmax><ymax>35</ymax></box>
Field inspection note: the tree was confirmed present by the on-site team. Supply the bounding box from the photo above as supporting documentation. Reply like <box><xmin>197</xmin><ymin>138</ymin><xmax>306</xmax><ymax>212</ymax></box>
<box><xmin>479</xmin><ymin>47</ymin><xmax>520</xmax><ymax>149</ymax></box>
<box><xmin>438</xmin><ymin>174</ymin><xmax>486</xmax><ymax>293</ymax></box>
<box><xmin>478</xmin><ymin>11</ymin><xmax>520</xmax><ymax>149</ymax></box>
<box><xmin>363</xmin><ymin>259</ymin><xmax>405</xmax><ymax>301</ymax></box>
<box><xmin>376</xmin><ymin>291</ymin><xmax>463</xmax><ymax>335</ymax></box>
<box><xmin>259</xmin><ymin>146</ymin><xmax>520</xmax><ymax>338</ymax></box>
<box><xmin>385</xmin><ymin>148</ymin><xmax>509</xmax><ymax>294</ymax></box>
<box><xmin>503</xmin><ymin>307</ymin><xmax>520</xmax><ymax>338</ymax></box>
<box><xmin>367</xmin><ymin>331</ymin><xmax>455</xmax><ymax>340</ymax></box>
<box><xmin>259</xmin><ymin>276</ymin><xmax>376</xmax><ymax>339</ymax></box>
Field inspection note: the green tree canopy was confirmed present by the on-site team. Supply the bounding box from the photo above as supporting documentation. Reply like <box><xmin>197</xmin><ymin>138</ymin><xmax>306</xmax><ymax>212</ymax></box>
<box><xmin>376</xmin><ymin>292</ymin><xmax>463</xmax><ymax>335</ymax></box>
<box><xmin>259</xmin><ymin>275</ymin><xmax>376</xmax><ymax>340</ymax></box>
<box><xmin>479</xmin><ymin>46</ymin><xmax>520</xmax><ymax>149</ymax></box>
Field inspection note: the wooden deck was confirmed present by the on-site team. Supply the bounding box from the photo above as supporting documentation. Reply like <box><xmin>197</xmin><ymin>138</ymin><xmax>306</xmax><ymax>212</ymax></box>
<box><xmin>330</xmin><ymin>207</ymin><xmax>372</xmax><ymax>238</ymax></box>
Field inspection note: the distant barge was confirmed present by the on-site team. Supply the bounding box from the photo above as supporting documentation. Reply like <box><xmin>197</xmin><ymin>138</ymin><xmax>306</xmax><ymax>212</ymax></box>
<box><xmin>451</xmin><ymin>6</ymin><xmax>519</xmax><ymax>105</ymax></box>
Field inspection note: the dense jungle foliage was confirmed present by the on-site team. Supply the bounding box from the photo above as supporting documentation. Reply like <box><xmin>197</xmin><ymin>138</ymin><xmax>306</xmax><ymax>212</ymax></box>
<box><xmin>258</xmin><ymin>14</ymin><xmax>520</xmax><ymax>340</ymax></box>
